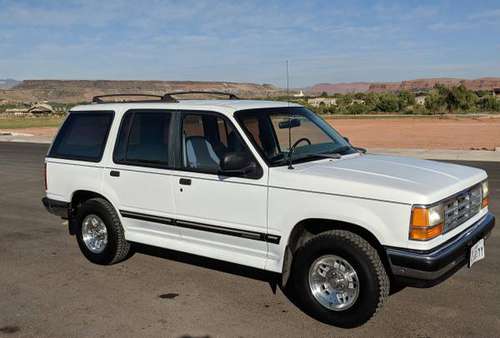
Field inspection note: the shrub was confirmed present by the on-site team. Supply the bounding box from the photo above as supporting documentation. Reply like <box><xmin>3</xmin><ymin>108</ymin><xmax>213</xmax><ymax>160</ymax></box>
<box><xmin>478</xmin><ymin>96</ymin><xmax>500</xmax><ymax>112</ymax></box>
<box><xmin>375</xmin><ymin>93</ymin><xmax>400</xmax><ymax>112</ymax></box>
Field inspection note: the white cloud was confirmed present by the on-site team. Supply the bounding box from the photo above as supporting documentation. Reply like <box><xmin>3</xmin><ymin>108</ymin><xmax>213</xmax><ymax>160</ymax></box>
<box><xmin>0</xmin><ymin>1</ymin><xmax>499</xmax><ymax>86</ymax></box>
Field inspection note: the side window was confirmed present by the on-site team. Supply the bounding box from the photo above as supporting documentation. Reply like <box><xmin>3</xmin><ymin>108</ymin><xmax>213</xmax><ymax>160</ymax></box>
<box><xmin>49</xmin><ymin>111</ymin><xmax>113</xmax><ymax>162</ymax></box>
<box><xmin>181</xmin><ymin>113</ymin><xmax>246</xmax><ymax>173</ymax></box>
<box><xmin>114</xmin><ymin>111</ymin><xmax>172</xmax><ymax>167</ymax></box>
<box><xmin>238</xmin><ymin>115</ymin><xmax>262</xmax><ymax>148</ymax></box>
<box><xmin>238</xmin><ymin>114</ymin><xmax>280</xmax><ymax>159</ymax></box>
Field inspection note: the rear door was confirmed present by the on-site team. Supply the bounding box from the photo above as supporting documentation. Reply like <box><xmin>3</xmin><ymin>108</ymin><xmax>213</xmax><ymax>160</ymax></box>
<box><xmin>103</xmin><ymin>110</ymin><xmax>181</xmax><ymax>244</ymax></box>
<box><xmin>172</xmin><ymin>111</ymin><xmax>271</xmax><ymax>268</ymax></box>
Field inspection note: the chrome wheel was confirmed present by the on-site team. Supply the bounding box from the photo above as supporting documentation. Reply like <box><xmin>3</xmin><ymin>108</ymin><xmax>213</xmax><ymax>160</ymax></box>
<box><xmin>81</xmin><ymin>214</ymin><xmax>108</xmax><ymax>254</ymax></box>
<box><xmin>308</xmin><ymin>255</ymin><xmax>360</xmax><ymax>311</ymax></box>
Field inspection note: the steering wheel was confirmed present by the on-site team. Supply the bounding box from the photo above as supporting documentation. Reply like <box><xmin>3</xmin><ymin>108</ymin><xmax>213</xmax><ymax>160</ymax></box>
<box><xmin>291</xmin><ymin>137</ymin><xmax>312</xmax><ymax>150</ymax></box>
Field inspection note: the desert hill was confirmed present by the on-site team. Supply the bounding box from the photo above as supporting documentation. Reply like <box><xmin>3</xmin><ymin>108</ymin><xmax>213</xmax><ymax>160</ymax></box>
<box><xmin>306</xmin><ymin>82</ymin><xmax>371</xmax><ymax>94</ymax></box>
<box><xmin>0</xmin><ymin>79</ymin><xmax>20</xmax><ymax>90</ymax></box>
<box><xmin>1</xmin><ymin>80</ymin><xmax>282</xmax><ymax>103</ymax></box>
<box><xmin>2</xmin><ymin>77</ymin><xmax>500</xmax><ymax>103</ymax></box>
<box><xmin>307</xmin><ymin>77</ymin><xmax>500</xmax><ymax>94</ymax></box>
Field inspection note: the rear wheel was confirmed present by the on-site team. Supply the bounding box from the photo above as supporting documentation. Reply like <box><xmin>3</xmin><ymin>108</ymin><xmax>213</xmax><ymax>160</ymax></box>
<box><xmin>75</xmin><ymin>198</ymin><xmax>131</xmax><ymax>265</ymax></box>
<box><xmin>291</xmin><ymin>230</ymin><xmax>389</xmax><ymax>328</ymax></box>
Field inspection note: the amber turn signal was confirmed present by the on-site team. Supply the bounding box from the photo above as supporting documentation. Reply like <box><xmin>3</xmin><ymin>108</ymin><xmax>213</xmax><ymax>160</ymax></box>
<box><xmin>409</xmin><ymin>223</ymin><xmax>443</xmax><ymax>241</ymax></box>
<box><xmin>410</xmin><ymin>207</ymin><xmax>429</xmax><ymax>227</ymax></box>
<box><xmin>409</xmin><ymin>205</ymin><xmax>444</xmax><ymax>241</ymax></box>
<box><xmin>482</xmin><ymin>196</ymin><xmax>489</xmax><ymax>209</ymax></box>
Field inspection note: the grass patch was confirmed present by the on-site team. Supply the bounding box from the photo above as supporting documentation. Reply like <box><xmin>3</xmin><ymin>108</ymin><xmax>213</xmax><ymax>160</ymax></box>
<box><xmin>0</xmin><ymin>116</ymin><xmax>65</xmax><ymax>129</ymax></box>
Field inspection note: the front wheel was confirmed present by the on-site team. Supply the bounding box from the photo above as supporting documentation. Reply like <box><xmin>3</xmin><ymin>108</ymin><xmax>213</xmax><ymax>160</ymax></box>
<box><xmin>291</xmin><ymin>230</ymin><xmax>389</xmax><ymax>328</ymax></box>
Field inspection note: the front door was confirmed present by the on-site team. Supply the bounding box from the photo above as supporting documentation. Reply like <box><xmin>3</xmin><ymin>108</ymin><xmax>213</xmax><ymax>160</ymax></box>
<box><xmin>173</xmin><ymin>111</ymin><xmax>270</xmax><ymax>269</ymax></box>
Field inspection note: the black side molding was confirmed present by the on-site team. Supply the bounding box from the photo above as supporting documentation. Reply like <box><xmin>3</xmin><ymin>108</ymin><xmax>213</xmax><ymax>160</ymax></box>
<box><xmin>42</xmin><ymin>197</ymin><xmax>70</xmax><ymax>219</ymax></box>
<box><xmin>120</xmin><ymin>210</ymin><xmax>281</xmax><ymax>244</ymax></box>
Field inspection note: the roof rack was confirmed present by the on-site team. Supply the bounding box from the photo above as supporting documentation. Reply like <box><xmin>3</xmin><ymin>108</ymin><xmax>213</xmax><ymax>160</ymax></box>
<box><xmin>164</xmin><ymin>91</ymin><xmax>240</xmax><ymax>100</ymax></box>
<box><xmin>91</xmin><ymin>91</ymin><xmax>240</xmax><ymax>104</ymax></box>
<box><xmin>92</xmin><ymin>93</ymin><xmax>177</xmax><ymax>104</ymax></box>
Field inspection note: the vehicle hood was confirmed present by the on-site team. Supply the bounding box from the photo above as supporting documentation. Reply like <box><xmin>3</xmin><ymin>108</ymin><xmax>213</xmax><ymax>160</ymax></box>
<box><xmin>269</xmin><ymin>154</ymin><xmax>487</xmax><ymax>205</ymax></box>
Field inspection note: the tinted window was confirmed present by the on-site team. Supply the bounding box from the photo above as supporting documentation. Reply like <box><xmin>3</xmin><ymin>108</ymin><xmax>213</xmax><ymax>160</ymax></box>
<box><xmin>49</xmin><ymin>111</ymin><xmax>113</xmax><ymax>162</ymax></box>
<box><xmin>181</xmin><ymin>113</ymin><xmax>246</xmax><ymax>173</ymax></box>
<box><xmin>114</xmin><ymin>111</ymin><xmax>171</xmax><ymax>167</ymax></box>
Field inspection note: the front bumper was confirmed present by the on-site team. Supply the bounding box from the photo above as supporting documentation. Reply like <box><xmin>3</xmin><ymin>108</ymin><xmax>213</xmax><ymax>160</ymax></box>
<box><xmin>385</xmin><ymin>212</ymin><xmax>495</xmax><ymax>284</ymax></box>
<box><xmin>42</xmin><ymin>197</ymin><xmax>70</xmax><ymax>219</ymax></box>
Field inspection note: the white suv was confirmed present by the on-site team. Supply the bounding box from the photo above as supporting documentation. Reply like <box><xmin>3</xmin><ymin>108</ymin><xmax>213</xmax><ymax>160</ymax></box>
<box><xmin>42</xmin><ymin>92</ymin><xmax>495</xmax><ymax>327</ymax></box>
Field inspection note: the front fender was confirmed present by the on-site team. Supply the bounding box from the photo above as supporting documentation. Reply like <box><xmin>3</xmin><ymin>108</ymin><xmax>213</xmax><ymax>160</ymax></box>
<box><xmin>264</xmin><ymin>187</ymin><xmax>411</xmax><ymax>273</ymax></box>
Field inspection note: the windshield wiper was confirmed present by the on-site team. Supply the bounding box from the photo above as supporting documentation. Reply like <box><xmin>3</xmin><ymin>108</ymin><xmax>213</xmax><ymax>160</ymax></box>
<box><xmin>289</xmin><ymin>152</ymin><xmax>342</xmax><ymax>164</ymax></box>
<box><xmin>326</xmin><ymin>145</ymin><xmax>352</xmax><ymax>155</ymax></box>
<box><xmin>306</xmin><ymin>153</ymin><xmax>342</xmax><ymax>159</ymax></box>
<box><xmin>272</xmin><ymin>145</ymin><xmax>357</xmax><ymax>166</ymax></box>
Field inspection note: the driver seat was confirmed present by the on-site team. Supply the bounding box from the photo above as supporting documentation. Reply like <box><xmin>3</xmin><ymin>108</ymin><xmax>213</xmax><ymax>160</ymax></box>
<box><xmin>184</xmin><ymin>136</ymin><xmax>220</xmax><ymax>170</ymax></box>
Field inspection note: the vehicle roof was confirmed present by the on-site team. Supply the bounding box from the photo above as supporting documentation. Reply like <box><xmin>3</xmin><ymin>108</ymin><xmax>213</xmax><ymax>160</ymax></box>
<box><xmin>71</xmin><ymin>99</ymin><xmax>302</xmax><ymax>116</ymax></box>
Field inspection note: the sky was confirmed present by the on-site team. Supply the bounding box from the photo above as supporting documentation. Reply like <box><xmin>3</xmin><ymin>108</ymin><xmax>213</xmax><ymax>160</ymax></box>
<box><xmin>0</xmin><ymin>0</ymin><xmax>499</xmax><ymax>87</ymax></box>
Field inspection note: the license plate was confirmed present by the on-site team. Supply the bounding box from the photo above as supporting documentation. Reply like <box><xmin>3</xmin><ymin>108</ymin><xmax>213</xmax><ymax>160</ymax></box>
<box><xmin>469</xmin><ymin>239</ymin><xmax>485</xmax><ymax>268</ymax></box>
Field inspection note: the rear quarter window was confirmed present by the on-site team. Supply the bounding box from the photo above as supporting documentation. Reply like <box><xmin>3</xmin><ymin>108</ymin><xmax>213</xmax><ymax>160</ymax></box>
<box><xmin>48</xmin><ymin>111</ymin><xmax>114</xmax><ymax>162</ymax></box>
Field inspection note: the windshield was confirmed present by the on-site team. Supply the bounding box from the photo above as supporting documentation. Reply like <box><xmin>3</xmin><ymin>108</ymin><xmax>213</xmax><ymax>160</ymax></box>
<box><xmin>235</xmin><ymin>107</ymin><xmax>356</xmax><ymax>166</ymax></box>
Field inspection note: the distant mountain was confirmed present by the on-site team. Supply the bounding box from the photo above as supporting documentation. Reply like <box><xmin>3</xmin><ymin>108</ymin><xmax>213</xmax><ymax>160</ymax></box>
<box><xmin>3</xmin><ymin>77</ymin><xmax>500</xmax><ymax>103</ymax></box>
<box><xmin>1</xmin><ymin>80</ymin><xmax>283</xmax><ymax>103</ymax></box>
<box><xmin>0</xmin><ymin>79</ymin><xmax>20</xmax><ymax>89</ymax></box>
<box><xmin>307</xmin><ymin>82</ymin><xmax>371</xmax><ymax>94</ymax></box>
<box><xmin>368</xmin><ymin>77</ymin><xmax>500</xmax><ymax>93</ymax></box>
<box><xmin>305</xmin><ymin>77</ymin><xmax>500</xmax><ymax>94</ymax></box>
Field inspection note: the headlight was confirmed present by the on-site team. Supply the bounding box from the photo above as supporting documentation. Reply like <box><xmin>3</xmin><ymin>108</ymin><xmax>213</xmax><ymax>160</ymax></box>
<box><xmin>481</xmin><ymin>180</ymin><xmax>489</xmax><ymax>209</ymax></box>
<box><xmin>409</xmin><ymin>204</ymin><xmax>444</xmax><ymax>241</ymax></box>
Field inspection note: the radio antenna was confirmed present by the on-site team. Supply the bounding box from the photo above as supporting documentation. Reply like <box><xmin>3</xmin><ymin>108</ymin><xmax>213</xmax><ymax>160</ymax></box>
<box><xmin>286</xmin><ymin>60</ymin><xmax>290</xmax><ymax>105</ymax></box>
<box><xmin>286</xmin><ymin>60</ymin><xmax>294</xmax><ymax>170</ymax></box>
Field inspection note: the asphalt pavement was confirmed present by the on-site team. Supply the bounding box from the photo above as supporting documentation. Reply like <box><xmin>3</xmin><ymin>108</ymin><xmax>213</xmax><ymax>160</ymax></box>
<box><xmin>0</xmin><ymin>142</ymin><xmax>499</xmax><ymax>338</ymax></box>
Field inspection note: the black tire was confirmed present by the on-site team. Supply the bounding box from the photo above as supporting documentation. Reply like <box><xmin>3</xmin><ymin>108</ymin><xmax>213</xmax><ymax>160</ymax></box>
<box><xmin>75</xmin><ymin>197</ymin><xmax>131</xmax><ymax>265</ymax></box>
<box><xmin>291</xmin><ymin>230</ymin><xmax>389</xmax><ymax>328</ymax></box>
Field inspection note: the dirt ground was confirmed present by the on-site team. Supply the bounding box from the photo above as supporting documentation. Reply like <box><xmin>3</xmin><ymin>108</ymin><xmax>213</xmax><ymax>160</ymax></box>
<box><xmin>2</xmin><ymin>116</ymin><xmax>500</xmax><ymax>150</ymax></box>
<box><xmin>2</xmin><ymin>126</ymin><xmax>57</xmax><ymax>137</ymax></box>
<box><xmin>327</xmin><ymin>116</ymin><xmax>500</xmax><ymax>150</ymax></box>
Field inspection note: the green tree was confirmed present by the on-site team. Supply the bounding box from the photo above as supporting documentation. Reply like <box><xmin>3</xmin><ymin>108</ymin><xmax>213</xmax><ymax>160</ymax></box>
<box><xmin>434</xmin><ymin>84</ymin><xmax>477</xmax><ymax>114</ymax></box>
<box><xmin>425</xmin><ymin>87</ymin><xmax>445</xmax><ymax>114</ymax></box>
<box><xmin>363</xmin><ymin>93</ymin><xmax>378</xmax><ymax>112</ymax></box>
<box><xmin>398</xmin><ymin>90</ymin><xmax>416</xmax><ymax>108</ymax></box>
<box><xmin>375</xmin><ymin>93</ymin><xmax>400</xmax><ymax>112</ymax></box>
<box><xmin>348</xmin><ymin>102</ymin><xmax>369</xmax><ymax>115</ymax></box>
<box><xmin>337</xmin><ymin>94</ymin><xmax>352</xmax><ymax>106</ymax></box>
<box><xmin>478</xmin><ymin>95</ymin><xmax>500</xmax><ymax>112</ymax></box>
<box><xmin>353</xmin><ymin>92</ymin><xmax>366</xmax><ymax>100</ymax></box>
<box><xmin>476</xmin><ymin>90</ymin><xmax>491</xmax><ymax>97</ymax></box>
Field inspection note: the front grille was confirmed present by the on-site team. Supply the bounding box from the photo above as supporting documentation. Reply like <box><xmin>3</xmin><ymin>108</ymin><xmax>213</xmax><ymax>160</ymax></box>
<box><xmin>443</xmin><ymin>185</ymin><xmax>482</xmax><ymax>233</ymax></box>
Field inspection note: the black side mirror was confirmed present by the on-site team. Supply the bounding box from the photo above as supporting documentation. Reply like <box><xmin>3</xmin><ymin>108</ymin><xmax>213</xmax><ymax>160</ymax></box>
<box><xmin>343</xmin><ymin>136</ymin><xmax>350</xmax><ymax>143</ymax></box>
<box><xmin>219</xmin><ymin>152</ymin><xmax>256</xmax><ymax>176</ymax></box>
